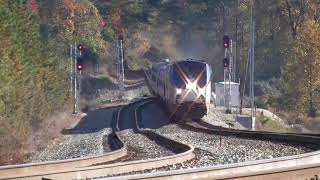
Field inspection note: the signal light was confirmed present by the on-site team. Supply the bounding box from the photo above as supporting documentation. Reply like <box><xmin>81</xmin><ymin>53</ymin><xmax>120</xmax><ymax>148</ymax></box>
<box><xmin>223</xmin><ymin>58</ymin><xmax>229</xmax><ymax>68</ymax></box>
<box><xmin>77</xmin><ymin>64</ymin><xmax>83</xmax><ymax>71</ymax></box>
<box><xmin>76</xmin><ymin>58</ymin><xmax>83</xmax><ymax>71</ymax></box>
<box><xmin>223</xmin><ymin>35</ymin><xmax>229</xmax><ymax>48</ymax></box>
<box><xmin>77</xmin><ymin>44</ymin><xmax>84</xmax><ymax>51</ymax></box>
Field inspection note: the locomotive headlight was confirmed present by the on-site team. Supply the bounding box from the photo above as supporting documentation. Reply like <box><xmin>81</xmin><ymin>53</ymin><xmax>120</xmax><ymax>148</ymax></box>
<box><xmin>176</xmin><ymin>94</ymin><xmax>182</xmax><ymax>103</ymax></box>
<box><xmin>176</xmin><ymin>88</ymin><xmax>182</xmax><ymax>95</ymax></box>
<box><xmin>199</xmin><ymin>87</ymin><xmax>206</xmax><ymax>96</ymax></box>
<box><xmin>186</xmin><ymin>81</ymin><xmax>197</xmax><ymax>91</ymax></box>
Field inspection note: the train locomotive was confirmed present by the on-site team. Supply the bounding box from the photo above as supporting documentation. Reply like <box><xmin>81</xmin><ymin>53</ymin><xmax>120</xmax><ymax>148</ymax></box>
<box><xmin>150</xmin><ymin>59</ymin><xmax>212</xmax><ymax>120</ymax></box>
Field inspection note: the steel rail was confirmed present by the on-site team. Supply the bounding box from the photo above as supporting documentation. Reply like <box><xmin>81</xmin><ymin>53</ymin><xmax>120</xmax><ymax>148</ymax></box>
<box><xmin>125</xmin><ymin>80</ymin><xmax>145</xmax><ymax>89</ymax></box>
<box><xmin>105</xmin><ymin>152</ymin><xmax>320</xmax><ymax>180</ymax></box>
<box><xmin>193</xmin><ymin>118</ymin><xmax>320</xmax><ymax>140</ymax></box>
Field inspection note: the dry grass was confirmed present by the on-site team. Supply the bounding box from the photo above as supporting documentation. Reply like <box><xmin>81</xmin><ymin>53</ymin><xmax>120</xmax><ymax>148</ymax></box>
<box><xmin>270</xmin><ymin>111</ymin><xmax>320</xmax><ymax>133</ymax></box>
<box><xmin>255</xmin><ymin>114</ymin><xmax>289</xmax><ymax>133</ymax></box>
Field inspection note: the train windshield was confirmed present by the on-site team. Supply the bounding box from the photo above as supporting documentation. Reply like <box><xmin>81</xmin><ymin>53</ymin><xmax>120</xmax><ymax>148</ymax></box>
<box><xmin>172</xmin><ymin>61</ymin><xmax>208</xmax><ymax>88</ymax></box>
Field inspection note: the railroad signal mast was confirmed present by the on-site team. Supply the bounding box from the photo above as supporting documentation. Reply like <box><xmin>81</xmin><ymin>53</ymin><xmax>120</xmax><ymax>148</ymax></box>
<box><xmin>223</xmin><ymin>35</ymin><xmax>233</xmax><ymax>114</ymax></box>
<box><xmin>117</xmin><ymin>35</ymin><xmax>125</xmax><ymax>98</ymax></box>
<box><xmin>76</xmin><ymin>44</ymin><xmax>84</xmax><ymax>72</ymax></box>
<box><xmin>70</xmin><ymin>43</ymin><xmax>85</xmax><ymax>114</ymax></box>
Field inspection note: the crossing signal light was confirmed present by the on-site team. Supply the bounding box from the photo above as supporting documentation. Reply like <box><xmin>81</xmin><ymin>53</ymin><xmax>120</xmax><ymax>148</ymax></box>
<box><xmin>76</xmin><ymin>58</ymin><xmax>83</xmax><ymax>71</ymax></box>
<box><xmin>223</xmin><ymin>58</ymin><xmax>229</xmax><ymax>68</ymax></box>
<box><xmin>223</xmin><ymin>35</ymin><xmax>229</xmax><ymax>48</ymax></box>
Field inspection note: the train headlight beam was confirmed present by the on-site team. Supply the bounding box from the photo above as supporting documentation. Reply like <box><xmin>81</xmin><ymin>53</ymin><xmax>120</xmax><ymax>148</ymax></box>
<box><xmin>199</xmin><ymin>87</ymin><xmax>206</xmax><ymax>96</ymax></box>
<box><xmin>186</xmin><ymin>81</ymin><xmax>197</xmax><ymax>92</ymax></box>
<box><xmin>176</xmin><ymin>88</ymin><xmax>182</xmax><ymax>95</ymax></box>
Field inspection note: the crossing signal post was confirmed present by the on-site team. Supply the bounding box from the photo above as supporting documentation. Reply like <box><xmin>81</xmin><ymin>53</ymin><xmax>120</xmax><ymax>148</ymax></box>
<box><xmin>70</xmin><ymin>43</ymin><xmax>85</xmax><ymax>114</ymax></box>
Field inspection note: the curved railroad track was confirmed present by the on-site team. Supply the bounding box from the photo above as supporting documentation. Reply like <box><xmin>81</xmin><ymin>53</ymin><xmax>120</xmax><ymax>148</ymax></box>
<box><xmin>3</xmin><ymin>72</ymin><xmax>320</xmax><ymax>180</ymax></box>
<box><xmin>95</xmin><ymin>98</ymin><xmax>194</xmax><ymax>175</ymax></box>
<box><xmin>122</xmin><ymin>70</ymin><xmax>320</xmax><ymax>180</ymax></box>
<box><xmin>0</xmin><ymin>98</ymin><xmax>194</xmax><ymax>180</ymax></box>
<box><xmin>107</xmin><ymin>116</ymin><xmax>320</xmax><ymax>180</ymax></box>
<box><xmin>0</xmin><ymin>107</ymin><xmax>126</xmax><ymax>179</ymax></box>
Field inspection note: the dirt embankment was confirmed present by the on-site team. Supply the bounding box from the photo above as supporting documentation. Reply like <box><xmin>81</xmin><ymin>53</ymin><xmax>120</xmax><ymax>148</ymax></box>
<box><xmin>0</xmin><ymin>107</ymin><xmax>85</xmax><ymax>166</ymax></box>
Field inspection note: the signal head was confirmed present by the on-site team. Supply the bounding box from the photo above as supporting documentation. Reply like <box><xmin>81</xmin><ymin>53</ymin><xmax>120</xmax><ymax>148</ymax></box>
<box><xmin>223</xmin><ymin>57</ymin><xmax>229</xmax><ymax>68</ymax></box>
<box><xmin>76</xmin><ymin>57</ymin><xmax>84</xmax><ymax>71</ymax></box>
<box><xmin>223</xmin><ymin>35</ymin><xmax>230</xmax><ymax>48</ymax></box>
<box><xmin>77</xmin><ymin>44</ymin><xmax>84</xmax><ymax>51</ymax></box>
<box><xmin>77</xmin><ymin>64</ymin><xmax>83</xmax><ymax>71</ymax></box>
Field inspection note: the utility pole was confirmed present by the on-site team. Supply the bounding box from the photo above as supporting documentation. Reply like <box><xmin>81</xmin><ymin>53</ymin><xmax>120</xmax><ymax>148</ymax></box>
<box><xmin>235</xmin><ymin>0</ymin><xmax>239</xmax><ymax>83</ymax></box>
<box><xmin>249</xmin><ymin>0</ymin><xmax>256</xmax><ymax>117</ymax></box>
<box><xmin>232</xmin><ymin>40</ymin><xmax>236</xmax><ymax>82</ymax></box>
<box><xmin>117</xmin><ymin>35</ymin><xmax>125</xmax><ymax>98</ymax></box>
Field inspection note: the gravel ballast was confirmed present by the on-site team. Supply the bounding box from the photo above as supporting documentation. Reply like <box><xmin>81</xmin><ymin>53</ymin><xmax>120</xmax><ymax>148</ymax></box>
<box><xmin>116</xmin><ymin>129</ymin><xmax>176</xmax><ymax>162</ymax></box>
<box><xmin>31</xmin><ymin>105</ymin><xmax>117</xmax><ymax>162</ymax></box>
<box><xmin>100</xmin><ymin>123</ymin><xmax>315</xmax><ymax>178</ymax></box>
<box><xmin>83</xmin><ymin>101</ymin><xmax>318</xmax><ymax>178</ymax></box>
<box><xmin>202</xmin><ymin>105</ymin><xmax>245</xmax><ymax>129</ymax></box>
<box><xmin>155</xmin><ymin>124</ymin><xmax>314</xmax><ymax>167</ymax></box>
<box><xmin>31</xmin><ymin>128</ymin><xmax>113</xmax><ymax>162</ymax></box>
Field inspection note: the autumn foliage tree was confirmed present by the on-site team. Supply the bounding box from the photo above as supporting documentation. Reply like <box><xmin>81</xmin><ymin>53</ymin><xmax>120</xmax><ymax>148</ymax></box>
<box><xmin>28</xmin><ymin>0</ymin><xmax>39</xmax><ymax>15</ymax></box>
<box><xmin>284</xmin><ymin>20</ymin><xmax>320</xmax><ymax>117</ymax></box>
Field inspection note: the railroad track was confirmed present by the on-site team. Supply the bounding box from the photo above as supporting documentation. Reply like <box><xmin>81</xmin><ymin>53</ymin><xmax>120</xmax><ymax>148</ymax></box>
<box><xmin>3</xmin><ymin>93</ymin><xmax>320</xmax><ymax>180</ymax></box>
<box><xmin>103</xmin><ymin>110</ymin><xmax>320</xmax><ymax>179</ymax></box>
<box><xmin>125</xmin><ymin>80</ymin><xmax>145</xmax><ymax>90</ymax></box>
<box><xmin>180</xmin><ymin>120</ymin><xmax>320</xmax><ymax>154</ymax></box>
<box><xmin>98</xmin><ymin>98</ymin><xmax>194</xmax><ymax>175</ymax></box>
<box><xmin>0</xmin><ymin>98</ymin><xmax>194</xmax><ymax>179</ymax></box>
<box><xmin>0</xmin><ymin>107</ymin><xmax>126</xmax><ymax>179</ymax></box>
<box><xmin>132</xmin><ymin>70</ymin><xmax>320</xmax><ymax>179</ymax></box>
<box><xmin>195</xmin><ymin>117</ymin><xmax>320</xmax><ymax>137</ymax></box>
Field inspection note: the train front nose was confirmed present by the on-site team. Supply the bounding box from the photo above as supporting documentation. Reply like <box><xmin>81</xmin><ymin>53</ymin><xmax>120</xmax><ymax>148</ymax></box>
<box><xmin>176</xmin><ymin>80</ymin><xmax>205</xmax><ymax>103</ymax></box>
<box><xmin>176</xmin><ymin>92</ymin><xmax>207</xmax><ymax>118</ymax></box>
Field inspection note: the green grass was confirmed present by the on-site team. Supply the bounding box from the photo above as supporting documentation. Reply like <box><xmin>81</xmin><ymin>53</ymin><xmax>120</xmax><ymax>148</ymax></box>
<box><xmin>257</xmin><ymin>115</ymin><xmax>288</xmax><ymax>132</ymax></box>
<box><xmin>96</xmin><ymin>75</ymin><xmax>111</xmax><ymax>81</ymax></box>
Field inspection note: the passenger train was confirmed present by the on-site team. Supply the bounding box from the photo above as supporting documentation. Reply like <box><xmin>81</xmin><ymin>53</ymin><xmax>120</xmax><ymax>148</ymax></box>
<box><xmin>150</xmin><ymin>59</ymin><xmax>213</xmax><ymax>120</ymax></box>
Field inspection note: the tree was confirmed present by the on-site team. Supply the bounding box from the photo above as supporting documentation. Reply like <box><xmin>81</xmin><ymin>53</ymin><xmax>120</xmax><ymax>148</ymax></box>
<box><xmin>285</xmin><ymin>0</ymin><xmax>306</xmax><ymax>39</ymax></box>
<box><xmin>284</xmin><ymin>20</ymin><xmax>320</xmax><ymax>116</ymax></box>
